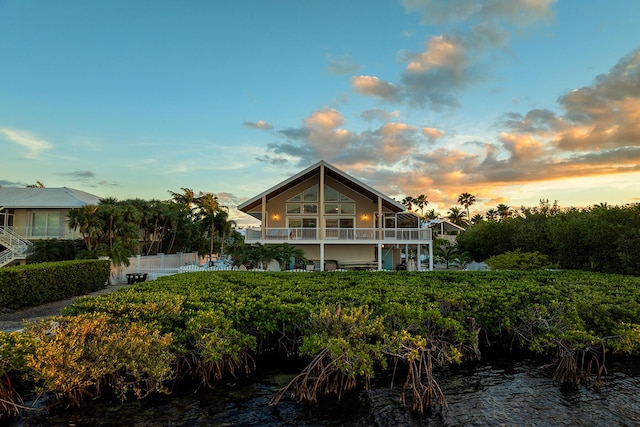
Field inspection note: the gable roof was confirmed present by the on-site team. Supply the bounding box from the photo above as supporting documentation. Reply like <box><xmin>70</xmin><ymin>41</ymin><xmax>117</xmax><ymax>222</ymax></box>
<box><xmin>0</xmin><ymin>187</ymin><xmax>101</xmax><ymax>209</ymax></box>
<box><xmin>238</xmin><ymin>160</ymin><xmax>406</xmax><ymax>214</ymax></box>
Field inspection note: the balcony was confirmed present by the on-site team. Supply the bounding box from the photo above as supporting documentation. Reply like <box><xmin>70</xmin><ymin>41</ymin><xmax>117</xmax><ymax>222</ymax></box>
<box><xmin>244</xmin><ymin>227</ymin><xmax>431</xmax><ymax>244</ymax></box>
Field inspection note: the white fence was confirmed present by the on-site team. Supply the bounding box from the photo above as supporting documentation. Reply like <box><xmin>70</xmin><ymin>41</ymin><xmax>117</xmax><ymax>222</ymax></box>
<box><xmin>113</xmin><ymin>252</ymin><xmax>227</xmax><ymax>282</ymax></box>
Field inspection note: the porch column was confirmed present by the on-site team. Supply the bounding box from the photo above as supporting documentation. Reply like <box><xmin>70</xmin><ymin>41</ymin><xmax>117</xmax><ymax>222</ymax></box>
<box><xmin>377</xmin><ymin>244</ymin><xmax>382</xmax><ymax>270</ymax></box>
<box><xmin>405</xmin><ymin>244</ymin><xmax>409</xmax><ymax>270</ymax></box>
<box><xmin>377</xmin><ymin>196</ymin><xmax>383</xmax><ymax>240</ymax></box>
<box><xmin>429</xmin><ymin>241</ymin><xmax>433</xmax><ymax>271</ymax></box>
<box><xmin>261</xmin><ymin>195</ymin><xmax>267</xmax><ymax>240</ymax></box>
<box><xmin>319</xmin><ymin>163</ymin><xmax>325</xmax><ymax>240</ymax></box>
<box><xmin>416</xmin><ymin>245</ymin><xmax>421</xmax><ymax>271</ymax></box>
<box><xmin>320</xmin><ymin>243</ymin><xmax>325</xmax><ymax>272</ymax></box>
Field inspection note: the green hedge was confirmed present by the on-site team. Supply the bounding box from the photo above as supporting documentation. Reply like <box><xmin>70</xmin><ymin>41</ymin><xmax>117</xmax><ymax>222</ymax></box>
<box><xmin>0</xmin><ymin>260</ymin><xmax>110</xmax><ymax>310</ymax></box>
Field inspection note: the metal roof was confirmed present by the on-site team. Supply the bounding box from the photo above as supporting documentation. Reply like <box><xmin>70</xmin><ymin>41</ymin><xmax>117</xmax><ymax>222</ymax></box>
<box><xmin>0</xmin><ymin>187</ymin><xmax>101</xmax><ymax>209</ymax></box>
<box><xmin>237</xmin><ymin>160</ymin><xmax>407</xmax><ymax>214</ymax></box>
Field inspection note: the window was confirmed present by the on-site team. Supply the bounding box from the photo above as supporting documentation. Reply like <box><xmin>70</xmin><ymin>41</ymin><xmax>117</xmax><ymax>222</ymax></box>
<box><xmin>340</xmin><ymin>204</ymin><xmax>355</xmax><ymax>215</ymax></box>
<box><xmin>303</xmin><ymin>185</ymin><xmax>318</xmax><ymax>202</ymax></box>
<box><xmin>286</xmin><ymin>204</ymin><xmax>301</xmax><ymax>214</ymax></box>
<box><xmin>31</xmin><ymin>212</ymin><xmax>61</xmax><ymax>237</ymax></box>
<box><xmin>303</xmin><ymin>204</ymin><xmax>318</xmax><ymax>214</ymax></box>
<box><xmin>325</xmin><ymin>203</ymin><xmax>339</xmax><ymax>215</ymax></box>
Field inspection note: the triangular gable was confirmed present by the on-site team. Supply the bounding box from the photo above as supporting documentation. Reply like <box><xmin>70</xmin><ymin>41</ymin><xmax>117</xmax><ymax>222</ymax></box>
<box><xmin>237</xmin><ymin>160</ymin><xmax>406</xmax><ymax>215</ymax></box>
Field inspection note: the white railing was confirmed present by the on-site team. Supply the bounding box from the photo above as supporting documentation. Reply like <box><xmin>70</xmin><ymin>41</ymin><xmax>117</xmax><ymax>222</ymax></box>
<box><xmin>245</xmin><ymin>227</ymin><xmax>431</xmax><ymax>242</ymax></box>
<box><xmin>0</xmin><ymin>226</ymin><xmax>33</xmax><ymax>267</ymax></box>
<box><xmin>0</xmin><ymin>225</ymin><xmax>80</xmax><ymax>240</ymax></box>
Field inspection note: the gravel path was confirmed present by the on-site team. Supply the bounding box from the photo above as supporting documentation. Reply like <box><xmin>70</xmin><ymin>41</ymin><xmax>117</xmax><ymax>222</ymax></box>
<box><xmin>0</xmin><ymin>283</ymin><xmax>132</xmax><ymax>332</ymax></box>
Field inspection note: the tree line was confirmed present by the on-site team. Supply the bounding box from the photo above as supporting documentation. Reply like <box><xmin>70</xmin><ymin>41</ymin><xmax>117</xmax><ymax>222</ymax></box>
<box><xmin>27</xmin><ymin>188</ymin><xmax>239</xmax><ymax>266</ymax></box>
<box><xmin>456</xmin><ymin>200</ymin><xmax>640</xmax><ymax>275</ymax></box>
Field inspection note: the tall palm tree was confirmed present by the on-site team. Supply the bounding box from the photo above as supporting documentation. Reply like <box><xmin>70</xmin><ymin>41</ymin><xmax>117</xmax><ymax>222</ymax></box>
<box><xmin>457</xmin><ymin>192</ymin><xmax>476</xmax><ymax>226</ymax></box>
<box><xmin>195</xmin><ymin>192</ymin><xmax>220</xmax><ymax>262</ymax></box>
<box><xmin>414</xmin><ymin>194</ymin><xmax>428</xmax><ymax>215</ymax></box>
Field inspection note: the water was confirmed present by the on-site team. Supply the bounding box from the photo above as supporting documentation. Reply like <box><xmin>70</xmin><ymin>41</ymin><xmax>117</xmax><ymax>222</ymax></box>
<box><xmin>9</xmin><ymin>358</ymin><xmax>640</xmax><ymax>426</ymax></box>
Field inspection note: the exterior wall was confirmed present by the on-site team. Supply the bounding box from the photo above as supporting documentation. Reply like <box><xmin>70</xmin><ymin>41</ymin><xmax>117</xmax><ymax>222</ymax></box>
<box><xmin>6</xmin><ymin>208</ymin><xmax>80</xmax><ymax>240</ymax></box>
<box><xmin>294</xmin><ymin>244</ymin><xmax>377</xmax><ymax>263</ymax></box>
<box><xmin>249</xmin><ymin>175</ymin><xmax>395</xmax><ymax>231</ymax></box>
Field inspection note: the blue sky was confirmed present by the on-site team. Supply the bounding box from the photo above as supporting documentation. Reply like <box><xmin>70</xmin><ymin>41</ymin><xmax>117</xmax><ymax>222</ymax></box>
<box><xmin>2</xmin><ymin>0</ymin><xmax>639</xmax><ymax>225</ymax></box>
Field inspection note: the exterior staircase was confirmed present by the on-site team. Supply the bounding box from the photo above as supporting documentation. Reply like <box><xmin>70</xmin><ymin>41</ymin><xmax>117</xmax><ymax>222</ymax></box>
<box><xmin>0</xmin><ymin>226</ymin><xmax>33</xmax><ymax>267</ymax></box>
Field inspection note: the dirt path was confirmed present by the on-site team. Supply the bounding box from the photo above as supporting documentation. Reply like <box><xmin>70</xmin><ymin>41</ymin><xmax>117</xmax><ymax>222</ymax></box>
<box><xmin>0</xmin><ymin>283</ymin><xmax>132</xmax><ymax>332</ymax></box>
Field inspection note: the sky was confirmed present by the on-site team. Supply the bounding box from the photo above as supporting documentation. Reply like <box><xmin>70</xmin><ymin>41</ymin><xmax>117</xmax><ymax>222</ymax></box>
<box><xmin>2</xmin><ymin>0</ymin><xmax>639</xmax><ymax>226</ymax></box>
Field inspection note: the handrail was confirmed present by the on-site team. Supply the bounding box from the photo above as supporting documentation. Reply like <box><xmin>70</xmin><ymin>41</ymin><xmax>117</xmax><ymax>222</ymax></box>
<box><xmin>0</xmin><ymin>226</ymin><xmax>32</xmax><ymax>267</ymax></box>
<box><xmin>245</xmin><ymin>227</ymin><xmax>431</xmax><ymax>242</ymax></box>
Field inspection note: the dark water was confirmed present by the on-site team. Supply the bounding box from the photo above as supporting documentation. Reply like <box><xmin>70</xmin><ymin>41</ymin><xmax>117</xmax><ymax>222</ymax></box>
<box><xmin>9</xmin><ymin>358</ymin><xmax>640</xmax><ymax>426</ymax></box>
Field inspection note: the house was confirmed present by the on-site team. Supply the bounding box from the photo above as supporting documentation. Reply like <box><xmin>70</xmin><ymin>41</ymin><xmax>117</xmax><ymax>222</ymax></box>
<box><xmin>238</xmin><ymin>160</ymin><xmax>433</xmax><ymax>271</ymax></box>
<box><xmin>0</xmin><ymin>187</ymin><xmax>101</xmax><ymax>267</ymax></box>
<box><xmin>424</xmin><ymin>219</ymin><xmax>466</xmax><ymax>243</ymax></box>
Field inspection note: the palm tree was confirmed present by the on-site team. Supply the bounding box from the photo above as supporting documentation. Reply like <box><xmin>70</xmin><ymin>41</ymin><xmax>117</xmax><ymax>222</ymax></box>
<box><xmin>195</xmin><ymin>192</ymin><xmax>220</xmax><ymax>262</ymax></box>
<box><xmin>401</xmin><ymin>196</ymin><xmax>416</xmax><ymax>211</ymax></box>
<box><xmin>447</xmin><ymin>206</ymin><xmax>467</xmax><ymax>227</ymax></box>
<box><xmin>67</xmin><ymin>205</ymin><xmax>103</xmax><ymax>252</ymax></box>
<box><xmin>496</xmin><ymin>204</ymin><xmax>512</xmax><ymax>220</ymax></box>
<box><xmin>470</xmin><ymin>213</ymin><xmax>484</xmax><ymax>225</ymax></box>
<box><xmin>274</xmin><ymin>243</ymin><xmax>307</xmax><ymax>271</ymax></box>
<box><xmin>414</xmin><ymin>194</ymin><xmax>428</xmax><ymax>215</ymax></box>
<box><xmin>457</xmin><ymin>192</ymin><xmax>476</xmax><ymax>226</ymax></box>
<box><xmin>485</xmin><ymin>209</ymin><xmax>499</xmax><ymax>221</ymax></box>
<box><xmin>423</xmin><ymin>209</ymin><xmax>440</xmax><ymax>220</ymax></box>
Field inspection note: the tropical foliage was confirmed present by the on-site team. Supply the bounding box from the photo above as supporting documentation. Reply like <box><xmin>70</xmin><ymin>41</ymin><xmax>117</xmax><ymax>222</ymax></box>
<box><xmin>2</xmin><ymin>270</ymin><xmax>640</xmax><ymax>420</ymax></box>
<box><xmin>457</xmin><ymin>201</ymin><xmax>640</xmax><ymax>275</ymax></box>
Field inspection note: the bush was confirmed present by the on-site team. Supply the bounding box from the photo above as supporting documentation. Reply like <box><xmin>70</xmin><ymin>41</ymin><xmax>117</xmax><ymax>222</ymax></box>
<box><xmin>0</xmin><ymin>260</ymin><xmax>110</xmax><ymax>310</ymax></box>
<box><xmin>485</xmin><ymin>250</ymin><xmax>556</xmax><ymax>271</ymax></box>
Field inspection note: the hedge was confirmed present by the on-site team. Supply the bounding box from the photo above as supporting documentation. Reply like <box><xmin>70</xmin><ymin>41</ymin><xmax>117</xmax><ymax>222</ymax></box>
<box><xmin>0</xmin><ymin>260</ymin><xmax>110</xmax><ymax>310</ymax></box>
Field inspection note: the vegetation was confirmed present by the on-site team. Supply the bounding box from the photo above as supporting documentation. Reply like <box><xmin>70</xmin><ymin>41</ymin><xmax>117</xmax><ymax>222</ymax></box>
<box><xmin>2</xmin><ymin>270</ymin><xmax>640</xmax><ymax>420</ymax></box>
<box><xmin>0</xmin><ymin>260</ymin><xmax>110</xmax><ymax>310</ymax></box>
<box><xmin>26</xmin><ymin>189</ymin><xmax>237</xmax><ymax>266</ymax></box>
<box><xmin>485</xmin><ymin>250</ymin><xmax>556</xmax><ymax>271</ymax></box>
<box><xmin>457</xmin><ymin>201</ymin><xmax>640</xmax><ymax>275</ymax></box>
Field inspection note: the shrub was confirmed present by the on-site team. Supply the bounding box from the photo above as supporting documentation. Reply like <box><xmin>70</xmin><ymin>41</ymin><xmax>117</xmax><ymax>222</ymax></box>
<box><xmin>0</xmin><ymin>260</ymin><xmax>109</xmax><ymax>310</ymax></box>
<box><xmin>485</xmin><ymin>250</ymin><xmax>556</xmax><ymax>271</ymax></box>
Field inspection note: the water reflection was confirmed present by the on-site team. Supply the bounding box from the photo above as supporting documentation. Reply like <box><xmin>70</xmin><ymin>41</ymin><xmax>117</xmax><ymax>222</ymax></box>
<box><xmin>11</xmin><ymin>359</ymin><xmax>640</xmax><ymax>426</ymax></box>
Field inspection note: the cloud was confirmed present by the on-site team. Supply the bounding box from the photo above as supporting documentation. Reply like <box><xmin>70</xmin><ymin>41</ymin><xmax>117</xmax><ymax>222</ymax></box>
<box><xmin>58</xmin><ymin>170</ymin><xmax>96</xmax><ymax>179</ymax></box>
<box><xmin>0</xmin><ymin>179</ymin><xmax>25</xmax><ymax>187</ymax></box>
<box><xmin>351</xmin><ymin>76</ymin><xmax>401</xmax><ymax>101</ymax></box>
<box><xmin>349</xmin><ymin>1</ymin><xmax>555</xmax><ymax>110</ymax></box>
<box><xmin>360</xmin><ymin>108</ymin><xmax>401</xmax><ymax>122</ymax></box>
<box><xmin>244</xmin><ymin>120</ymin><xmax>273</xmax><ymax>130</ymax></box>
<box><xmin>400</xmin><ymin>0</ymin><xmax>555</xmax><ymax>27</ymax></box>
<box><xmin>261</xmin><ymin>49</ymin><xmax>640</xmax><ymax>212</ymax></box>
<box><xmin>0</xmin><ymin>128</ymin><xmax>53</xmax><ymax>158</ymax></box>
<box><xmin>326</xmin><ymin>54</ymin><xmax>361</xmax><ymax>75</ymax></box>
<box><xmin>422</xmin><ymin>126</ymin><xmax>445</xmax><ymax>141</ymax></box>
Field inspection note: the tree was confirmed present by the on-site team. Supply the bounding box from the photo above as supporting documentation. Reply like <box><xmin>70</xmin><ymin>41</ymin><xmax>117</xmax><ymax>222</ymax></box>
<box><xmin>496</xmin><ymin>204</ymin><xmax>512</xmax><ymax>220</ymax></box>
<box><xmin>273</xmin><ymin>243</ymin><xmax>307</xmax><ymax>271</ymax></box>
<box><xmin>67</xmin><ymin>205</ymin><xmax>103</xmax><ymax>252</ymax></box>
<box><xmin>447</xmin><ymin>206</ymin><xmax>467</xmax><ymax>227</ymax></box>
<box><xmin>470</xmin><ymin>214</ymin><xmax>484</xmax><ymax>225</ymax></box>
<box><xmin>423</xmin><ymin>209</ymin><xmax>440</xmax><ymax>220</ymax></box>
<box><xmin>457</xmin><ymin>192</ymin><xmax>476</xmax><ymax>226</ymax></box>
<box><xmin>27</xmin><ymin>181</ymin><xmax>45</xmax><ymax>188</ymax></box>
<box><xmin>401</xmin><ymin>196</ymin><xmax>416</xmax><ymax>211</ymax></box>
<box><xmin>414</xmin><ymin>194</ymin><xmax>428</xmax><ymax>215</ymax></box>
<box><xmin>485</xmin><ymin>209</ymin><xmax>499</xmax><ymax>221</ymax></box>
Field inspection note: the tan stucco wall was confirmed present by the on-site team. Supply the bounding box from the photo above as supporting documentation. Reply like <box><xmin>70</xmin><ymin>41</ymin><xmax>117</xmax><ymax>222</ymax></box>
<box><xmin>255</xmin><ymin>175</ymin><xmax>393</xmax><ymax>229</ymax></box>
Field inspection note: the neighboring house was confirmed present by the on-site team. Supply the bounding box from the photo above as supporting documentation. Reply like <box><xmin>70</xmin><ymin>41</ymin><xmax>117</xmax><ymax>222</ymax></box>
<box><xmin>238</xmin><ymin>160</ymin><xmax>433</xmax><ymax>271</ymax></box>
<box><xmin>0</xmin><ymin>187</ymin><xmax>101</xmax><ymax>267</ymax></box>
<box><xmin>424</xmin><ymin>219</ymin><xmax>466</xmax><ymax>243</ymax></box>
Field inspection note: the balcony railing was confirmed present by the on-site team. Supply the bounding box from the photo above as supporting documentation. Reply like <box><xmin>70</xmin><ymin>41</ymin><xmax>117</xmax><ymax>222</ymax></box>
<box><xmin>0</xmin><ymin>226</ymin><xmax>81</xmax><ymax>241</ymax></box>
<box><xmin>245</xmin><ymin>227</ymin><xmax>431</xmax><ymax>242</ymax></box>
